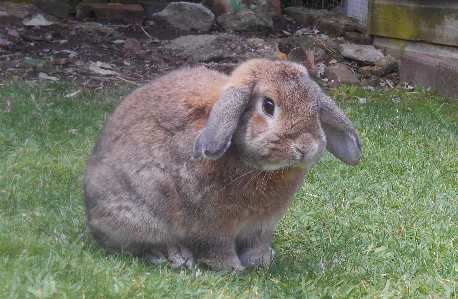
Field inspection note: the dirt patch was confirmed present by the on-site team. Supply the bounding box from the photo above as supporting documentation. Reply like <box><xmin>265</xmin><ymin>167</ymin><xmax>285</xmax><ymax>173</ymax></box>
<box><xmin>0</xmin><ymin>4</ymin><xmax>397</xmax><ymax>89</ymax></box>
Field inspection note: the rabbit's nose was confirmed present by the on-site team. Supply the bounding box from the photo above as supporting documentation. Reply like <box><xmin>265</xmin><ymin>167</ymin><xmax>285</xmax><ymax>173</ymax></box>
<box><xmin>291</xmin><ymin>140</ymin><xmax>325</xmax><ymax>164</ymax></box>
<box><xmin>292</xmin><ymin>145</ymin><xmax>307</xmax><ymax>158</ymax></box>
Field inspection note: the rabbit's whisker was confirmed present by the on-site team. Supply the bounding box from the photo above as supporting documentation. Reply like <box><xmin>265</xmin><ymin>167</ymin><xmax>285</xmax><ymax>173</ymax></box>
<box><xmin>240</xmin><ymin>170</ymin><xmax>263</xmax><ymax>194</ymax></box>
<box><xmin>222</xmin><ymin>169</ymin><xmax>257</xmax><ymax>190</ymax></box>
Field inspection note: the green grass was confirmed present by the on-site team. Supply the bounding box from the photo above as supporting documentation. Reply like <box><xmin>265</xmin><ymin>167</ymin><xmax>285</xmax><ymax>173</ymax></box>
<box><xmin>1</xmin><ymin>81</ymin><xmax>457</xmax><ymax>298</ymax></box>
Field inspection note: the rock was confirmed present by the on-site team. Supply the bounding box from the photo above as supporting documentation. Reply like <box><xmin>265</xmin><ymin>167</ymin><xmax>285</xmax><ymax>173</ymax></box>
<box><xmin>319</xmin><ymin>16</ymin><xmax>358</xmax><ymax>37</ymax></box>
<box><xmin>288</xmin><ymin>47</ymin><xmax>316</xmax><ymax>75</ymax></box>
<box><xmin>0</xmin><ymin>2</ymin><xmax>48</xmax><ymax>26</ymax></box>
<box><xmin>324</xmin><ymin>63</ymin><xmax>360</xmax><ymax>87</ymax></box>
<box><xmin>38</xmin><ymin>72</ymin><xmax>59</xmax><ymax>81</ymax></box>
<box><xmin>359</xmin><ymin>55</ymin><xmax>399</xmax><ymax>77</ymax></box>
<box><xmin>288</xmin><ymin>47</ymin><xmax>307</xmax><ymax>62</ymax></box>
<box><xmin>152</xmin><ymin>2</ymin><xmax>214</xmax><ymax>32</ymax></box>
<box><xmin>344</xmin><ymin>32</ymin><xmax>372</xmax><ymax>45</ymax></box>
<box><xmin>22</xmin><ymin>13</ymin><xmax>53</xmax><ymax>26</ymax></box>
<box><xmin>70</xmin><ymin>22</ymin><xmax>118</xmax><ymax>35</ymax></box>
<box><xmin>277</xmin><ymin>36</ymin><xmax>315</xmax><ymax>54</ymax></box>
<box><xmin>338</xmin><ymin>44</ymin><xmax>384</xmax><ymax>64</ymax></box>
<box><xmin>124</xmin><ymin>38</ymin><xmax>141</xmax><ymax>51</ymax></box>
<box><xmin>217</xmin><ymin>8</ymin><xmax>273</xmax><ymax>33</ymax></box>
<box><xmin>283</xmin><ymin>7</ymin><xmax>329</xmax><ymax>27</ymax></box>
<box><xmin>161</xmin><ymin>34</ymin><xmax>233</xmax><ymax>62</ymax></box>
<box><xmin>6</xmin><ymin>27</ymin><xmax>20</xmax><ymax>40</ymax></box>
<box><xmin>284</xmin><ymin>7</ymin><xmax>364</xmax><ymax>37</ymax></box>
<box><xmin>0</xmin><ymin>34</ymin><xmax>13</xmax><ymax>48</ymax></box>
<box><xmin>278</xmin><ymin>35</ymin><xmax>342</xmax><ymax>63</ymax></box>
<box><xmin>376</xmin><ymin>55</ymin><xmax>398</xmax><ymax>72</ymax></box>
<box><xmin>88</xmin><ymin>62</ymin><xmax>120</xmax><ymax>76</ymax></box>
<box><xmin>160</xmin><ymin>33</ymin><xmax>278</xmax><ymax>62</ymax></box>
<box><xmin>313</xmin><ymin>47</ymin><xmax>327</xmax><ymax>61</ymax></box>
<box><xmin>256</xmin><ymin>0</ymin><xmax>281</xmax><ymax>17</ymax></box>
<box><xmin>245</xmin><ymin>37</ymin><xmax>278</xmax><ymax>60</ymax></box>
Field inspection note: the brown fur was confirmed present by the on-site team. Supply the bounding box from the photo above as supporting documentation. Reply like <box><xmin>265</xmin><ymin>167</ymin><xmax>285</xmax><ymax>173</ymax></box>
<box><xmin>83</xmin><ymin>59</ymin><xmax>361</xmax><ymax>270</ymax></box>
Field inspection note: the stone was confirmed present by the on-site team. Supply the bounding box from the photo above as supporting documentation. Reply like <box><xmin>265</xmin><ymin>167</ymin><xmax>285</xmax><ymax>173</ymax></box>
<box><xmin>288</xmin><ymin>47</ymin><xmax>316</xmax><ymax>75</ymax></box>
<box><xmin>5</xmin><ymin>27</ymin><xmax>19</xmax><ymax>40</ymax></box>
<box><xmin>88</xmin><ymin>62</ymin><xmax>120</xmax><ymax>76</ymax></box>
<box><xmin>288</xmin><ymin>47</ymin><xmax>308</xmax><ymax>62</ymax></box>
<box><xmin>324</xmin><ymin>63</ymin><xmax>360</xmax><ymax>87</ymax></box>
<box><xmin>283</xmin><ymin>7</ymin><xmax>329</xmax><ymax>27</ymax></box>
<box><xmin>160</xmin><ymin>34</ymin><xmax>231</xmax><ymax>62</ymax></box>
<box><xmin>359</xmin><ymin>55</ymin><xmax>398</xmax><ymax>77</ymax></box>
<box><xmin>152</xmin><ymin>2</ymin><xmax>214</xmax><ymax>32</ymax></box>
<box><xmin>22</xmin><ymin>13</ymin><xmax>53</xmax><ymax>26</ymax></box>
<box><xmin>124</xmin><ymin>38</ymin><xmax>141</xmax><ymax>51</ymax></box>
<box><xmin>277</xmin><ymin>36</ymin><xmax>315</xmax><ymax>54</ymax></box>
<box><xmin>217</xmin><ymin>8</ymin><xmax>273</xmax><ymax>34</ymax></box>
<box><xmin>319</xmin><ymin>16</ymin><xmax>357</xmax><ymax>37</ymax></box>
<box><xmin>344</xmin><ymin>32</ymin><xmax>372</xmax><ymax>45</ymax></box>
<box><xmin>70</xmin><ymin>22</ymin><xmax>118</xmax><ymax>35</ymax></box>
<box><xmin>0</xmin><ymin>34</ymin><xmax>13</xmax><ymax>49</ymax></box>
<box><xmin>375</xmin><ymin>55</ymin><xmax>398</xmax><ymax>73</ymax></box>
<box><xmin>0</xmin><ymin>2</ymin><xmax>50</xmax><ymax>27</ymax></box>
<box><xmin>358</xmin><ymin>65</ymin><xmax>381</xmax><ymax>77</ymax></box>
<box><xmin>256</xmin><ymin>0</ymin><xmax>281</xmax><ymax>17</ymax></box>
<box><xmin>338</xmin><ymin>44</ymin><xmax>384</xmax><ymax>64</ymax></box>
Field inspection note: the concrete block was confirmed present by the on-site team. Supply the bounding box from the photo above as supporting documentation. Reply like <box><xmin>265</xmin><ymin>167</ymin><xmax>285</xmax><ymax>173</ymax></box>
<box><xmin>373</xmin><ymin>36</ymin><xmax>458</xmax><ymax>64</ymax></box>
<box><xmin>399</xmin><ymin>52</ymin><xmax>441</xmax><ymax>89</ymax></box>
<box><xmin>437</xmin><ymin>61</ymin><xmax>458</xmax><ymax>99</ymax></box>
<box><xmin>368</xmin><ymin>0</ymin><xmax>458</xmax><ymax>47</ymax></box>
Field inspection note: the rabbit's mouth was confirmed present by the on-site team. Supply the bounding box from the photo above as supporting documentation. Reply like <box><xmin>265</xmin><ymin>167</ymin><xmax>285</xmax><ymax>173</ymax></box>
<box><xmin>248</xmin><ymin>141</ymin><xmax>325</xmax><ymax>172</ymax></box>
<box><xmin>289</xmin><ymin>141</ymin><xmax>326</xmax><ymax>170</ymax></box>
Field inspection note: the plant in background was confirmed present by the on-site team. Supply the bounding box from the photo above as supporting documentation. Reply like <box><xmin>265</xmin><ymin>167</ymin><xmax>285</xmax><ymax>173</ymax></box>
<box><xmin>231</xmin><ymin>0</ymin><xmax>247</xmax><ymax>11</ymax></box>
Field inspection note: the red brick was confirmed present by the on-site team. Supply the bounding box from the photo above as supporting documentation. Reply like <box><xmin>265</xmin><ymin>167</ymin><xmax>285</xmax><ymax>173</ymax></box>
<box><xmin>79</xmin><ymin>3</ymin><xmax>144</xmax><ymax>24</ymax></box>
<box><xmin>399</xmin><ymin>52</ymin><xmax>442</xmax><ymax>90</ymax></box>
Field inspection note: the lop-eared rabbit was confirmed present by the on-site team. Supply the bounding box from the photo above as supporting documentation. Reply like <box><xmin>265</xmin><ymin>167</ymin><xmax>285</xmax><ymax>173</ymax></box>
<box><xmin>83</xmin><ymin>59</ymin><xmax>361</xmax><ymax>270</ymax></box>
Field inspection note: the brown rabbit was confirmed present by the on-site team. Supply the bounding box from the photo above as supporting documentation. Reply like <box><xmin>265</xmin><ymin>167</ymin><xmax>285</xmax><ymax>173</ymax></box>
<box><xmin>83</xmin><ymin>59</ymin><xmax>361</xmax><ymax>270</ymax></box>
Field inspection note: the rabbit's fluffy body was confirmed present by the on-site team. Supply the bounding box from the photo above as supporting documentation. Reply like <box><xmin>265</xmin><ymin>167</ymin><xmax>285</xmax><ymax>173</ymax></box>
<box><xmin>83</xmin><ymin>59</ymin><xmax>361</xmax><ymax>270</ymax></box>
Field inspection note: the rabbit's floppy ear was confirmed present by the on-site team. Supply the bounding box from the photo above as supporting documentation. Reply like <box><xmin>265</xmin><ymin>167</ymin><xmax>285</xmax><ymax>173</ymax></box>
<box><xmin>193</xmin><ymin>86</ymin><xmax>252</xmax><ymax>160</ymax></box>
<box><xmin>319</xmin><ymin>95</ymin><xmax>362</xmax><ymax>166</ymax></box>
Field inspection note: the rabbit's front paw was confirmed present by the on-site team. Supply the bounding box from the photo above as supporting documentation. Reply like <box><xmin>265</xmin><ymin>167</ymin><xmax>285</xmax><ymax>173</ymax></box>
<box><xmin>146</xmin><ymin>245</ymin><xmax>195</xmax><ymax>269</ymax></box>
<box><xmin>238</xmin><ymin>247</ymin><xmax>275</xmax><ymax>270</ymax></box>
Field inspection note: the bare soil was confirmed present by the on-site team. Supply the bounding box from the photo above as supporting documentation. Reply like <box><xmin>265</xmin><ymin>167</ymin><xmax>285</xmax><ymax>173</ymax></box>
<box><xmin>0</xmin><ymin>13</ymin><xmax>303</xmax><ymax>89</ymax></box>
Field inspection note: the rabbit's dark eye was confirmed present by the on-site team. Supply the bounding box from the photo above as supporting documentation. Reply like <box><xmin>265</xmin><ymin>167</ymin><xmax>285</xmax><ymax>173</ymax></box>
<box><xmin>262</xmin><ymin>97</ymin><xmax>275</xmax><ymax>117</ymax></box>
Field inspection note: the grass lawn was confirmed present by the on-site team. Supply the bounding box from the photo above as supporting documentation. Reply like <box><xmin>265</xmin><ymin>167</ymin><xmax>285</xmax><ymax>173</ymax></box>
<box><xmin>1</xmin><ymin>80</ymin><xmax>457</xmax><ymax>298</ymax></box>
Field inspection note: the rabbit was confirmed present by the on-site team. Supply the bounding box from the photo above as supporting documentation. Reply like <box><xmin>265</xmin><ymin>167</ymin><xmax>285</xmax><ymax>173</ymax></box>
<box><xmin>83</xmin><ymin>59</ymin><xmax>361</xmax><ymax>271</ymax></box>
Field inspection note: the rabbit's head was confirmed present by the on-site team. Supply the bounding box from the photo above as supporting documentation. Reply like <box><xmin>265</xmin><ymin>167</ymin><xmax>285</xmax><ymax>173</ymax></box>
<box><xmin>193</xmin><ymin>59</ymin><xmax>361</xmax><ymax>171</ymax></box>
